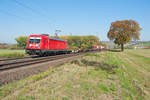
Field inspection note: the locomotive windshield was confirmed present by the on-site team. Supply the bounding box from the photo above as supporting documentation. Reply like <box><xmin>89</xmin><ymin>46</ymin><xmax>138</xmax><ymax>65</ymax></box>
<box><xmin>29</xmin><ymin>37</ymin><xmax>41</xmax><ymax>43</ymax></box>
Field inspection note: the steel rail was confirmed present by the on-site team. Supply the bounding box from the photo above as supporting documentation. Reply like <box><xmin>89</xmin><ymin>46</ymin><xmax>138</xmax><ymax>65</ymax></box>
<box><xmin>0</xmin><ymin>55</ymin><xmax>38</xmax><ymax>62</ymax></box>
<box><xmin>0</xmin><ymin>53</ymin><xmax>81</xmax><ymax>71</ymax></box>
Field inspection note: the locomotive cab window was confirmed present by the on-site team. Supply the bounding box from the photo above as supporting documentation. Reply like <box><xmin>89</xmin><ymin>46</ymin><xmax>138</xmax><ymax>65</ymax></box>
<box><xmin>34</xmin><ymin>39</ymin><xmax>41</xmax><ymax>43</ymax></box>
<box><xmin>29</xmin><ymin>37</ymin><xmax>41</xmax><ymax>43</ymax></box>
<box><xmin>29</xmin><ymin>39</ymin><xmax>34</xmax><ymax>43</ymax></box>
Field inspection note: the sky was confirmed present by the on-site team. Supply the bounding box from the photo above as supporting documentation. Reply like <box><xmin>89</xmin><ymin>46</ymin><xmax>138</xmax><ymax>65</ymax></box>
<box><xmin>0</xmin><ymin>0</ymin><xmax>150</xmax><ymax>43</ymax></box>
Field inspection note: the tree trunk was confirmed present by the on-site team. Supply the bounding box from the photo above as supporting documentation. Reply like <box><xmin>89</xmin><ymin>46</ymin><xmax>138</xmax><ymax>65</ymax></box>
<box><xmin>121</xmin><ymin>44</ymin><xmax>124</xmax><ymax>51</ymax></box>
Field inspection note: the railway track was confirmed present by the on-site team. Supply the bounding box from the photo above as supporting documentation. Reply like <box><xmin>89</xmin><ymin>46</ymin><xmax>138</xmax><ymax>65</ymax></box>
<box><xmin>0</xmin><ymin>53</ymin><xmax>82</xmax><ymax>71</ymax></box>
<box><xmin>0</xmin><ymin>55</ymin><xmax>38</xmax><ymax>62</ymax></box>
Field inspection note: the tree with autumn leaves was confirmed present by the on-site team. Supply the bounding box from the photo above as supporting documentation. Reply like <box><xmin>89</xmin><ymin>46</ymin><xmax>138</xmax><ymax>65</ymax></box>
<box><xmin>107</xmin><ymin>20</ymin><xmax>142</xmax><ymax>51</ymax></box>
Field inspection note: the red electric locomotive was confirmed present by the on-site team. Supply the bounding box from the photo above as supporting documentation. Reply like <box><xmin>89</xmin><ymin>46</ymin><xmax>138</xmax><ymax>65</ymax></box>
<box><xmin>26</xmin><ymin>34</ymin><xmax>69</xmax><ymax>56</ymax></box>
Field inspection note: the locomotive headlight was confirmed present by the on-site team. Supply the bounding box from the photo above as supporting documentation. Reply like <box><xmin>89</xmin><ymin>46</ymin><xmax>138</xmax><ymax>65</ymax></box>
<box><xmin>37</xmin><ymin>44</ymin><xmax>40</xmax><ymax>48</ymax></box>
<box><xmin>28</xmin><ymin>44</ymin><xmax>31</xmax><ymax>47</ymax></box>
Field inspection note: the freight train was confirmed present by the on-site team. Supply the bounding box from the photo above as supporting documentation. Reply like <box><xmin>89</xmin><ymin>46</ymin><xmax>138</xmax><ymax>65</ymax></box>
<box><xmin>26</xmin><ymin>34</ymin><xmax>106</xmax><ymax>56</ymax></box>
<box><xmin>26</xmin><ymin>34</ymin><xmax>70</xmax><ymax>56</ymax></box>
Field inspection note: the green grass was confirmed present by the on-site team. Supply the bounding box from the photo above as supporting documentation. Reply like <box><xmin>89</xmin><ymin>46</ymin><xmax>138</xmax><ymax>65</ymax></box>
<box><xmin>0</xmin><ymin>49</ymin><xmax>27</xmax><ymax>58</ymax></box>
<box><xmin>98</xmin><ymin>84</ymin><xmax>109</xmax><ymax>93</ymax></box>
<box><xmin>0</xmin><ymin>49</ymin><xmax>25</xmax><ymax>54</ymax></box>
<box><xmin>0</xmin><ymin>49</ymin><xmax>150</xmax><ymax>100</ymax></box>
<box><xmin>84</xmin><ymin>53</ymin><xmax>101</xmax><ymax>57</ymax></box>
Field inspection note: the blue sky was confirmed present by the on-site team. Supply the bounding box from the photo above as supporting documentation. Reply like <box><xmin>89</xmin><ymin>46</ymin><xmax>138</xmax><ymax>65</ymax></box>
<box><xmin>0</xmin><ymin>0</ymin><xmax>150</xmax><ymax>43</ymax></box>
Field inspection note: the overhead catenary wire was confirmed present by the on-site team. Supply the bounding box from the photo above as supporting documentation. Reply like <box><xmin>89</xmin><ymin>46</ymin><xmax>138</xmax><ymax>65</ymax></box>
<box><xmin>0</xmin><ymin>9</ymin><xmax>24</xmax><ymax>20</ymax></box>
<box><xmin>13</xmin><ymin>0</ymin><xmax>46</xmax><ymax>17</ymax></box>
<box><xmin>0</xmin><ymin>0</ymin><xmax>61</xmax><ymax>35</ymax></box>
<box><xmin>12</xmin><ymin>0</ymin><xmax>59</xmax><ymax>34</ymax></box>
<box><xmin>0</xmin><ymin>0</ymin><xmax>45</xmax><ymax>21</ymax></box>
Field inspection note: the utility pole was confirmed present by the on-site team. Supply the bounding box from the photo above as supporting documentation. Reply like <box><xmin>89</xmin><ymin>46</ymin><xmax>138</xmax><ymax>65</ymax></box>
<box><xmin>70</xmin><ymin>32</ymin><xmax>72</xmax><ymax>50</ymax></box>
<box><xmin>55</xmin><ymin>29</ymin><xmax>61</xmax><ymax>38</ymax></box>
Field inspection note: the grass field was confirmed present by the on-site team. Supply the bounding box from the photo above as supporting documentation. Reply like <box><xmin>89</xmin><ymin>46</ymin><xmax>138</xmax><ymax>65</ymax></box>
<box><xmin>0</xmin><ymin>49</ymin><xmax>26</xmax><ymax>58</ymax></box>
<box><xmin>0</xmin><ymin>49</ymin><xmax>150</xmax><ymax>100</ymax></box>
<box><xmin>127</xmin><ymin>41</ymin><xmax>150</xmax><ymax>48</ymax></box>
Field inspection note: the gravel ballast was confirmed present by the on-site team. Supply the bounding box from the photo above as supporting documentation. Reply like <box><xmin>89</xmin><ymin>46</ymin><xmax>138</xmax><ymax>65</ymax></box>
<box><xmin>0</xmin><ymin>55</ymin><xmax>83</xmax><ymax>86</ymax></box>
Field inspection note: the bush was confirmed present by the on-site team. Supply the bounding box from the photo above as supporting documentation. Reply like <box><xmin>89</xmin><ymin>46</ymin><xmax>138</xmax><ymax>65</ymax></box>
<box><xmin>15</xmin><ymin>36</ymin><xmax>28</xmax><ymax>49</ymax></box>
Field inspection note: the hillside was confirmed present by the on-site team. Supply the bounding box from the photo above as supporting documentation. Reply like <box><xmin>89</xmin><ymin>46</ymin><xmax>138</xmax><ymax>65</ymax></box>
<box><xmin>102</xmin><ymin>41</ymin><xmax>150</xmax><ymax>49</ymax></box>
<box><xmin>126</xmin><ymin>41</ymin><xmax>150</xmax><ymax>48</ymax></box>
<box><xmin>0</xmin><ymin>49</ymin><xmax>150</xmax><ymax>100</ymax></box>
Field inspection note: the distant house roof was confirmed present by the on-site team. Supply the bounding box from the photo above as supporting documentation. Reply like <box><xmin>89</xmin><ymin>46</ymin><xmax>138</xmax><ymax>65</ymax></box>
<box><xmin>48</xmin><ymin>37</ymin><xmax>66</xmax><ymax>42</ymax></box>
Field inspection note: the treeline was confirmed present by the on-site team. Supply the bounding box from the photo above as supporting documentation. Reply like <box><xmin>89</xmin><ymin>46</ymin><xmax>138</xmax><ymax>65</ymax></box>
<box><xmin>58</xmin><ymin>36</ymin><xmax>100</xmax><ymax>50</ymax></box>
<box><xmin>0</xmin><ymin>36</ymin><xmax>28</xmax><ymax>50</ymax></box>
<box><xmin>15</xmin><ymin>35</ymin><xmax>105</xmax><ymax>50</ymax></box>
<box><xmin>15</xmin><ymin>36</ymin><xmax>28</xmax><ymax>49</ymax></box>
